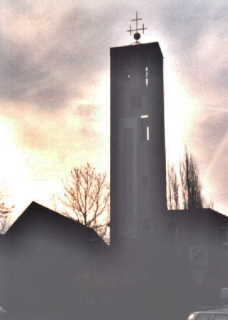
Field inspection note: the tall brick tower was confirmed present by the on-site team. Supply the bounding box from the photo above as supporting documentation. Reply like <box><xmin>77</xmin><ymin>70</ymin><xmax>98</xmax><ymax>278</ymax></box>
<box><xmin>110</xmin><ymin>13</ymin><xmax>166</xmax><ymax>246</ymax></box>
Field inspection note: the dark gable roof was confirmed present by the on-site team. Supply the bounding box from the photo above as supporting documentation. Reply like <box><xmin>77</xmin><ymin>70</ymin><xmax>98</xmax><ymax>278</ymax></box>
<box><xmin>168</xmin><ymin>208</ymin><xmax>228</xmax><ymax>225</ymax></box>
<box><xmin>1</xmin><ymin>203</ymin><xmax>108</xmax><ymax>318</ymax></box>
<box><xmin>6</xmin><ymin>201</ymin><xmax>107</xmax><ymax>250</ymax></box>
<box><xmin>167</xmin><ymin>208</ymin><xmax>228</xmax><ymax>239</ymax></box>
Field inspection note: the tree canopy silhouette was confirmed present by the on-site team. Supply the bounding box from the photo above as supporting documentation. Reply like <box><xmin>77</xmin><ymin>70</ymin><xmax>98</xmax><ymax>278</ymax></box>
<box><xmin>0</xmin><ymin>180</ymin><xmax>14</xmax><ymax>233</ymax></box>
<box><xmin>54</xmin><ymin>163</ymin><xmax>110</xmax><ymax>233</ymax></box>
<box><xmin>167</xmin><ymin>148</ymin><xmax>207</xmax><ymax>210</ymax></box>
<box><xmin>180</xmin><ymin>148</ymin><xmax>204</xmax><ymax>209</ymax></box>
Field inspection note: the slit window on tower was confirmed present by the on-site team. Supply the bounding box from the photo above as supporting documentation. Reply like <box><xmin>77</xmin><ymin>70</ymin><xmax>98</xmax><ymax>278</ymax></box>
<box><xmin>141</xmin><ymin>116</ymin><xmax>149</xmax><ymax>141</ymax></box>
<box><xmin>147</xmin><ymin>126</ymin><xmax>150</xmax><ymax>140</ymax></box>
<box><xmin>145</xmin><ymin>67</ymin><xmax>149</xmax><ymax>86</ymax></box>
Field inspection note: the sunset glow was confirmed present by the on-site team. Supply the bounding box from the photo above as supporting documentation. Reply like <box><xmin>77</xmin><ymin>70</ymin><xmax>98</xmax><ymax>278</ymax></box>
<box><xmin>0</xmin><ymin>1</ymin><xmax>227</xmax><ymax>223</ymax></box>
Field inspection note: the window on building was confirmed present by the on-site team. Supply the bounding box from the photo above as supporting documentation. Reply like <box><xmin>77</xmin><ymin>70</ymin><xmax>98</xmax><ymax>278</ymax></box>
<box><xmin>141</xmin><ymin>116</ymin><xmax>149</xmax><ymax>141</ymax></box>
<box><xmin>145</xmin><ymin>66</ymin><xmax>149</xmax><ymax>86</ymax></box>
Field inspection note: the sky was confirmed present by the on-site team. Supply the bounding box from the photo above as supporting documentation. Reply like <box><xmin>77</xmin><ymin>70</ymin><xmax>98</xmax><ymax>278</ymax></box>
<box><xmin>0</xmin><ymin>0</ymin><xmax>227</xmax><ymax>220</ymax></box>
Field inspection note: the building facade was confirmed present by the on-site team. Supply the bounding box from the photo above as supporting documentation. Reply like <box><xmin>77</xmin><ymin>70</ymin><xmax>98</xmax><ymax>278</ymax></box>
<box><xmin>110</xmin><ymin>42</ymin><xmax>167</xmax><ymax>245</ymax></box>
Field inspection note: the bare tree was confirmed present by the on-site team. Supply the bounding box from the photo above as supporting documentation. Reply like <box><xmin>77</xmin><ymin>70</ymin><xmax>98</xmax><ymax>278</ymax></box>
<box><xmin>167</xmin><ymin>148</ymin><xmax>206</xmax><ymax>210</ymax></box>
<box><xmin>180</xmin><ymin>148</ymin><xmax>204</xmax><ymax>209</ymax></box>
<box><xmin>167</xmin><ymin>164</ymin><xmax>180</xmax><ymax>210</ymax></box>
<box><xmin>55</xmin><ymin>163</ymin><xmax>110</xmax><ymax>233</ymax></box>
<box><xmin>0</xmin><ymin>181</ymin><xmax>14</xmax><ymax>233</ymax></box>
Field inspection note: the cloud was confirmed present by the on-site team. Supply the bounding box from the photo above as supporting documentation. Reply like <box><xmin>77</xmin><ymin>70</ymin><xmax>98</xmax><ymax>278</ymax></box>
<box><xmin>0</xmin><ymin>0</ymin><xmax>171</xmax><ymax>113</ymax></box>
<box><xmin>0</xmin><ymin>0</ymin><xmax>227</xmax><ymax>214</ymax></box>
<box><xmin>1</xmin><ymin>100</ymin><xmax>108</xmax><ymax>173</ymax></box>
<box><xmin>0</xmin><ymin>1</ymin><xmax>112</xmax><ymax>111</ymax></box>
<box><xmin>188</xmin><ymin>108</ymin><xmax>228</xmax><ymax>212</ymax></box>
<box><xmin>161</xmin><ymin>1</ymin><xmax>227</xmax><ymax>101</ymax></box>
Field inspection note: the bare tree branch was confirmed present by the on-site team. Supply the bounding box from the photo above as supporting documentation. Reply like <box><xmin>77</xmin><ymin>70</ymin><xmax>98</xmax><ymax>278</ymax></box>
<box><xmin>167</xmin><ymin>164</ymin><xmax>180</xmax><ymax>210</ymax></box>
<box><xmin>0</xmin><ymin>180</ymin><xmax>14</xmax><ymax>233</ymax></box>
<box><xmin>167</xmin><ymin>147</ymin><xmax>209</xmax><ymax>210</ymax></box>
<box><xmin>180</xmin><ymin>148</ymin><xmax>204</xmax><ymax>209</ymax></box>
<box><xmin>53</xmin><ymin>163</ymin><xmax>110</xmax><ymax>235</ymax></box>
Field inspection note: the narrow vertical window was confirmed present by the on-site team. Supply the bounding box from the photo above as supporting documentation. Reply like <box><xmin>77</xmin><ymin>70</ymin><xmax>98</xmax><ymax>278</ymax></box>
<box><xmin>147</xmin><ymin>126</ymin><xmax>150</xmax><ymax>140</ymax></box>
<box><xmin>141</xmin><ymin>115</ymin><xmax>149</xmax><ymax>141</ymax></box>
<box><xmin>145</xmin><ymin>67</ymin><xmax>149</xmax><ymax>87</ymax></box>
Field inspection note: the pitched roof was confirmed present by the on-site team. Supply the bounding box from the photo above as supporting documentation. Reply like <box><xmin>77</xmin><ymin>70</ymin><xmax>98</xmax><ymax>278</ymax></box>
<box><xmin>6</xmin><ymin>201</ymin><xmax>107</xmax><ymax>250</ymax></box>
<box><xmin>168</xmin><ymin>208</ymin><xmax>228</xmax><ymax>227</ymax></box>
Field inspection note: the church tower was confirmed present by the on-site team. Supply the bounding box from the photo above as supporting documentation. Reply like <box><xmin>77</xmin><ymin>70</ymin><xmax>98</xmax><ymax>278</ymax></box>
<box><xmin>110</xmin><ymin>13</ymin><xmax>167</xmax><ymax>245</ymax></box>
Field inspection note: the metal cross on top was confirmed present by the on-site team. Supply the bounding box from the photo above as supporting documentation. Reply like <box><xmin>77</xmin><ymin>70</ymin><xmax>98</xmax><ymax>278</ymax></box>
<box><xmin>127</xmin><ymin>12</ymin><xmax>147</xmax><ymax>44</ymax></box>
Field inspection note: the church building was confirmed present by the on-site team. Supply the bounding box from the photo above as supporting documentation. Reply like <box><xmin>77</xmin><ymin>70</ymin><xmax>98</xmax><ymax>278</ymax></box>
<box><xmin>109</xmin><ymin>13</ymin><xmax>228</xmax><ymax>317</ymax></box>
<box><xmin>110</xmin><ymin>14</ymin><xmax>166</xmax><ymax>245</ymax></box>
